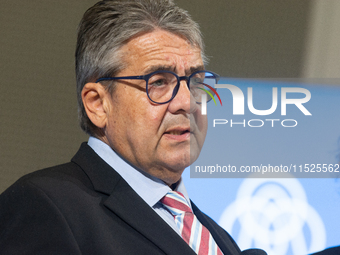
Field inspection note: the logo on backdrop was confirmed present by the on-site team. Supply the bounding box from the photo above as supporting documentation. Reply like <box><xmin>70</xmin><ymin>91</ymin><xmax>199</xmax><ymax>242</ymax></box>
<box><xmin>202</xmin><ymin>84</ymin><xmax>311</xmax><ymax>128</ymax></box>
<box><xmin>219</xmin><ymin>177</ymin><xmax>326</xmax><ymax>255</ymax></box>
<box><xmin>199</xmin><ymin>83</ymin><xmax>222</xmax><ymax>115</ymax></box>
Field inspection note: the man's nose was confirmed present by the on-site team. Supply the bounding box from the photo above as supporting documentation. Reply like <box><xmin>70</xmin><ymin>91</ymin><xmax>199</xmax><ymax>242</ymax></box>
<box><xmin>167</xmin><ymin>79</ymin><xmax>199</xmax><ymax>114</ymax></box>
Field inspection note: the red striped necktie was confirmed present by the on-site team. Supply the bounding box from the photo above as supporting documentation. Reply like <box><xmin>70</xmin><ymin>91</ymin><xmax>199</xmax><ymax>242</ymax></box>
<box><xmin>161</xmin><ymin>191</ymin><xmax>223</xmax><ymax>255</ymax></box>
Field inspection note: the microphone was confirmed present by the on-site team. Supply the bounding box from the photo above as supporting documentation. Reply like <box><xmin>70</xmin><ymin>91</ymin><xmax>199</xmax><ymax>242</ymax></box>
<box><xmin>241</xmin><ymin>248</ymin><xmax>267</xmax><ymax>255</ymax></box>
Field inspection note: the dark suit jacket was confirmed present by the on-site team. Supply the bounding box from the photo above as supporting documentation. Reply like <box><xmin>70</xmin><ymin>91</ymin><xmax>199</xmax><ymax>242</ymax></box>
<box><xmin>0</xmin><ymin>143</ymin><xmax>241</xmax><ymax>254</ymax></box>
<box><xmin>311</xmin><ymin>246</ymin><xmax>340</xmax><ymax>255</ymax></box>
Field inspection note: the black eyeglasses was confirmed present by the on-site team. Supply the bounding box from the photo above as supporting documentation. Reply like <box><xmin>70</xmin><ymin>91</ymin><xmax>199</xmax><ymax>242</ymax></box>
<box><xmin>96</xmin><ymin>70</ymin><xmax>220</xmax><ymax>104</ymax></box>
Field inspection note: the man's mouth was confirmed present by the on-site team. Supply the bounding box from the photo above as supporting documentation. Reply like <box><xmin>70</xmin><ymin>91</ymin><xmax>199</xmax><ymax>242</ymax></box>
<box><xmin>163</xmin><ymin>127</ymin><xmax>191</xmax><ymax>141</ymax></box>
<box><xmin>166</xmin><ymin>129</ymin><xmax>190</xmax><ymax>135</ymax></box>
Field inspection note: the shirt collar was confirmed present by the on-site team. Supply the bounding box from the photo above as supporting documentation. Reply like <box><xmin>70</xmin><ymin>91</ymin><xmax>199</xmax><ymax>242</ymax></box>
<box><xmin>87</xmin><ymin>137</ymin><xmax>191</xmax><ymax>208</ymax></box>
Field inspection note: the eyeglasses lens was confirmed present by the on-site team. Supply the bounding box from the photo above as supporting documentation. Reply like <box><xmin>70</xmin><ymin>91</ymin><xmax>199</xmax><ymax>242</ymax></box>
<box><xmin>147</xmin><ymin>71</ymin><xmax>217</xmax><ymax>103</ymax></box>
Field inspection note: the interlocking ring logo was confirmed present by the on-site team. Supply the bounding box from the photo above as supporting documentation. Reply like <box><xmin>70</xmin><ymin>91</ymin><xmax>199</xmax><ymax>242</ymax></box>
<box><xmin>219</xmin><ymin>177</ymin><xmax>326</xmax><ymax>255</ymax></box>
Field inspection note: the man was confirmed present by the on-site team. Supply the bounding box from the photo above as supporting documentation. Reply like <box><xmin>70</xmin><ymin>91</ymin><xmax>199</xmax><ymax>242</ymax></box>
<box><xmin>0</xmin><ymin>0</ymin><xmax>241</xmax><ymax>254</ymax></box>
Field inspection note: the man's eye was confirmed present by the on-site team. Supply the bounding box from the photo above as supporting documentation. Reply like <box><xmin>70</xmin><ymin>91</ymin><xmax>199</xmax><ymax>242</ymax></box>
<box><xmin>191</xmin><ymin>76</ymin><xmax>204</xmax><ymax>85</ymax></box>
<box><xmin>150</xmin><ymin>79</ymin><xmax>167</xmax><ymax>86</ymax></box>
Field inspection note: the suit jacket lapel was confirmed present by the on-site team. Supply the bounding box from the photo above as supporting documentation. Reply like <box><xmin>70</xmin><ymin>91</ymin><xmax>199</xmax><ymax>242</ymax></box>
<box><xmin>103</xmin><ymin>178</ymin><xmax>196</xmax><ymax>255</ymax></box>
<box><xmin>72</xmin><ymin>143</ymin><xmax>195</xmax><ymax>255</ymax></box>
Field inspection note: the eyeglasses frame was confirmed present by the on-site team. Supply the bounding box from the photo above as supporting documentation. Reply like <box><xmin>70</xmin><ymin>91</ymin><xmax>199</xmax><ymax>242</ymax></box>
<box><xmin>95</xmin><ymin>70</ymin><xmax>220</xmax><ymax>104</ymax></box>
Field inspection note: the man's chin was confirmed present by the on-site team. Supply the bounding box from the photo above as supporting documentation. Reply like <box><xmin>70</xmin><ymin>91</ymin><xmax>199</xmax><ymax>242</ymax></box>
<box><xmin>166</xmin><ymin>157</ymin><xmax>191</xmax><ymax>172</ymax></box>
<box><xmin>143</xmin><ymin>164</ymin><xmax>185</xmax><ymax>186</ymax></box>
<box><xmin>149</xmin><ymin>147</ymin><xmax>201</xmax><ymax>181</ymax></box>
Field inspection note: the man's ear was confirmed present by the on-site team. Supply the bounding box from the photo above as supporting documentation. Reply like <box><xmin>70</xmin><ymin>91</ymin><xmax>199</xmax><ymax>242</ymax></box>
<box><xmin>81</xmin><ymin>82</ymin><xmax>109</xmax><ymax>129</ymax></box>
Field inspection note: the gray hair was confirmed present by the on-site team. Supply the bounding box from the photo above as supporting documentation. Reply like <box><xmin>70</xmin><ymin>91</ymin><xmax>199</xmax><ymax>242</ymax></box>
<box><xmin>76</xmin><ymin>0</ymin><xmax>206</xmax><ymax>135</ymax></box>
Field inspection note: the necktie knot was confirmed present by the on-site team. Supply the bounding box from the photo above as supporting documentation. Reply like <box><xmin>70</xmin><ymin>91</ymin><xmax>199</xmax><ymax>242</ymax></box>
<box><xmin>161</xmin><ymin>191</ymin><xmax>192</xmax><ymax>216</ymax></box>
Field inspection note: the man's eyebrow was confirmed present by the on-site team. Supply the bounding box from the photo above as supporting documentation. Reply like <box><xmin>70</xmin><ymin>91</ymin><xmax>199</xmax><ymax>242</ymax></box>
<box><xmin>144</xmin><ymin>65</ymin><xmax>176</xmax><ymax>74</ymax></box>
<box><xmin>187</xmin><ymin>65</ymin><xmax>205</xmax><ymax>75</ymax></box>
<box><xmin>144</xmin><ymin>65</ymin><xmax>205</xmax><ymax>75</ymax></box>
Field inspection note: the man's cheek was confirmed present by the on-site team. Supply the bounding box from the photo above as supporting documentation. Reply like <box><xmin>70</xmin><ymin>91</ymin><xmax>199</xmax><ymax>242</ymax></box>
<box><xmin>198</xmin><ymin>116</ymin><xmax>208</xmax><ymax>148</ymax></box>
<box><xmin>197</xmin><ymin>114</ymin><xmax>208</xmax><ymax>133</ymax></box>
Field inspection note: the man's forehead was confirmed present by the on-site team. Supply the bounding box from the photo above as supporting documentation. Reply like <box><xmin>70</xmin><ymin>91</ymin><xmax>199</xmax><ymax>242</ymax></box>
<box><xmin>119</xmin><ymin>29</ymin><xmax>203</xmax><ymax>73</ymax></box>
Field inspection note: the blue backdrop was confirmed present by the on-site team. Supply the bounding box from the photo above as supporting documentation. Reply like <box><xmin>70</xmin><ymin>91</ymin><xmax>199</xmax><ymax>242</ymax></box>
<box><xmin>185</xmin><ymin>78</ymin><xmax>340</xmax><ymax>255</ymax></box>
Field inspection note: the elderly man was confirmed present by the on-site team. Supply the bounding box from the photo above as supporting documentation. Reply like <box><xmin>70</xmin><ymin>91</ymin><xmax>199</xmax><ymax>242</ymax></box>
<box><xmin>0</xmin><ymin>1</ymin><xmax>241</xmax><ymax>254</ymax></box>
